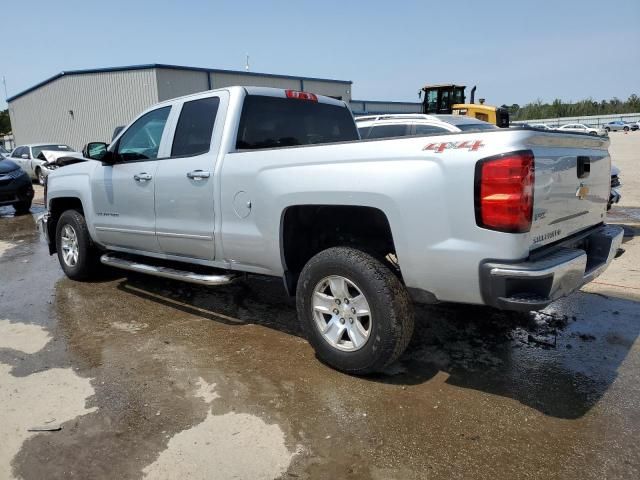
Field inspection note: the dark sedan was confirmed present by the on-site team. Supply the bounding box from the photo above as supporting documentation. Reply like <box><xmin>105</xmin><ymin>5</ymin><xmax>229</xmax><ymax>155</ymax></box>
<box><xmin>0</xmin><ymin>155</ymin><xmax>34</xmax><ymax>214</ymax></box>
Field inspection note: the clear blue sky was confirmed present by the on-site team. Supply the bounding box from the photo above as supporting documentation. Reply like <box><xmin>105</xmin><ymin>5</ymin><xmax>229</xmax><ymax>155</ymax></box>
<box><xmin>3</xmin><ymin>0</ymin><xmax>639</xmax><ymax>108</ymax></box>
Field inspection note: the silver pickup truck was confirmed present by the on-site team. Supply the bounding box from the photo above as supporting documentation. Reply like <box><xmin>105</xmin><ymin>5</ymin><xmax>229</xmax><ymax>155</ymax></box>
<box><xmin>39</xmin><ymin>86</ymin><xmax>623</xmax><ymax>374</ymax></box>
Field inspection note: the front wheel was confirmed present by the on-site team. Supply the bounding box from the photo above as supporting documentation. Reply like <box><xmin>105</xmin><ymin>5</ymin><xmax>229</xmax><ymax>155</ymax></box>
<box><xmin>296</xmin><ymin>247</ymin><xmax>414</xmax><ymax>374</ymax></box>
<box><xmin>605</xmin><ymin>127</ymin><xmax>610</xmax><ymax>132</ymax></box>
<box><xmin>55</xmin><ymin>210</ymin><xmax>101</xmax><ymax>280</ymax></box>
<box><xmin>623</xmin><ymin>126</ymin><xmax>629</xmax><ymax>132</ymax></box>
<box><xmin>36</xmin><ymin>167</ymin><xmax>45</xmax><ymax>186</ymax></box>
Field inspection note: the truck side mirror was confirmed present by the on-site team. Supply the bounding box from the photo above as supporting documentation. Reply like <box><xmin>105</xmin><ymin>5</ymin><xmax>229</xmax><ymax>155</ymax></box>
<box><xmin>83</xmin><ymin>142</ymin><xmax>111</xmax><ymax>162</ymax></box>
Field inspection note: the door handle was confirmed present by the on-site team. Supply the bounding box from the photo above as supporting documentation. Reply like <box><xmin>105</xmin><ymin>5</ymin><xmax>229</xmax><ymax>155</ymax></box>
<box><xmin>186</xmin><ymin>170</ymin><xmax>211</xmax><ymax>180</ymax></box>
<box><xmin>133</xmin><ymin>173</ymin><xmax>152</xmax><ymax>182</ymax></box>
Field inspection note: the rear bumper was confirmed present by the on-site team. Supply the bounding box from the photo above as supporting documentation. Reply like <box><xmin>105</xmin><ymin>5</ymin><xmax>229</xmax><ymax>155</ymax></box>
<box><xmin>480</xmin><ymin>224</ymin><xmax>624</xmax><ymax>311</ymax></box>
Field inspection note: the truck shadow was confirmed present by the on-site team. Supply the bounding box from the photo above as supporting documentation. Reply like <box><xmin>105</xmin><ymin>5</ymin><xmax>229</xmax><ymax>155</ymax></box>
<box><xmin>118</xmin><ymin>272</ymin><xmax>640</xmax><ymax>420</ymax></box>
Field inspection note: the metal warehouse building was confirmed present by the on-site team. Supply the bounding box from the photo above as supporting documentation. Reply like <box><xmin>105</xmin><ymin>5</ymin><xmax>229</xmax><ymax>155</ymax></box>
<box><xmin>7</xmin><ymin>64</ymin><xmax>353</xmax><ymax>149</ymax></box>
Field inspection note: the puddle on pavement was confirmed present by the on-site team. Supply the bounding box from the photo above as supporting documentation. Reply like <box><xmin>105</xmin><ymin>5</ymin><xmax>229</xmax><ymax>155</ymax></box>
<box><xmin>1</xmin><ymin>208</ymin><xmax>639</xmax><ymax>479</ymax></box>
<box><xmin>0</xmin><ymin>321</ymin><xmax>97</xmax><ymax>480</ymax></box>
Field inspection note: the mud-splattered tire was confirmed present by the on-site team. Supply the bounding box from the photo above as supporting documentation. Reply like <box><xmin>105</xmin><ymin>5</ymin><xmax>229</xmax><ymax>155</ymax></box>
<box><xmin>296</xmin><ymin>246</ymin><xmax>414</xmax><ymax>374</ymax></box>
<box><xmin>55</xmin><ymin>209</ymin><xmax>101</xmax><ymax>280</ymax></box>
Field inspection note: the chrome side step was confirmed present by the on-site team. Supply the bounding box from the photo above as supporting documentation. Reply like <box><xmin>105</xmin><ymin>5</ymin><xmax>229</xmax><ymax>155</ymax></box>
<box><xmin>100</xmin><ymin>253</ymin><xmax>239</xmax><ymax>286</ymax></box>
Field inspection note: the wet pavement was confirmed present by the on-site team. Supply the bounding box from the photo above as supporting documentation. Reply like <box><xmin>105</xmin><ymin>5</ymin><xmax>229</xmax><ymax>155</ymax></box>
<box><xmin>1</xmin><ymin>203</ymin><xmax>639</xmax><ymax>479</ymax></box>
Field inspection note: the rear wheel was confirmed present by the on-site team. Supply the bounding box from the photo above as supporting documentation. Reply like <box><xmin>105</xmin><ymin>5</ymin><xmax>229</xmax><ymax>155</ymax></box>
<box><xmin>605</xmin><ymin>127</ymin><xmax>610</xmax><ymax>132</ymax></box>
<box><xmin>623</xmin><ymin>126</ymin><xmax>629</xmax><ymax>132</ymax></box>
<box><xmin>55</xmin><ymin>209</ymin><xmax>101</xmax><ymax>280</ymax></box>
<box><xmin>296</xmin><ymin>246</ymin><xmax>414</xmax><ymax>374</ymax></box>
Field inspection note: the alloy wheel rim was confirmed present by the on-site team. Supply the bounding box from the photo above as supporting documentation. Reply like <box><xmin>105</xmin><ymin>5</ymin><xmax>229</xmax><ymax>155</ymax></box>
<box><xmin>311</xmin><ymin>275</ymin><xmax>372</xmax><ymax>352</ymax></box>
<box><xmin>61</xmin><ymin>224</ymin><xmax>79</xmax><ymax>267</ymax></box>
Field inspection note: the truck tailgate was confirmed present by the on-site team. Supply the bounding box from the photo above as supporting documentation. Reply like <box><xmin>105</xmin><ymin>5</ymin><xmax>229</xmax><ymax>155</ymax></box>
<box><xmin>529</xmin><ymin>133</ymin><xmax>610</xmax><ymax>250</ymax></box>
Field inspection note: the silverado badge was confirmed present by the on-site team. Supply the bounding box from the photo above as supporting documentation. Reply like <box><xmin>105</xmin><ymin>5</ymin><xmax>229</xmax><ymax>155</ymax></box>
<box><xmin>575</xmin><ymin>184</ymin><xmax>589</xmax><ymax>200</ymax></box>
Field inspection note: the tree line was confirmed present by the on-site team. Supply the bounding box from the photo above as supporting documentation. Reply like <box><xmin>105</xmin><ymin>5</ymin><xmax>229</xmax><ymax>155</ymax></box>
<box><xmin>502</xmin><ymin>94</ymin><xmax>640</xmax><ymax>121</ymax></box>
<box><xmin>0</xmin><ymin>109</ymin><xmax>9</xmax><ymax>135</ymax></box>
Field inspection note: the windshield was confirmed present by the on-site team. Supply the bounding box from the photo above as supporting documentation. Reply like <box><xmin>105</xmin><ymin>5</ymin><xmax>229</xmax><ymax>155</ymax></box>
<box><xmin>456</xmin><ymin>123</ymin><xmax>497</xmax><ymax>132</ymax></box>
<box><xmin>32</xmin><ymin>144</ymin><xmax>73</xmax><ymax>158</ymax></box>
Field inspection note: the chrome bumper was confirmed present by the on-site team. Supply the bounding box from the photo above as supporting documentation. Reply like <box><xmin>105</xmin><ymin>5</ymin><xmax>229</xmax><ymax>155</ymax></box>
<box><xmin>36</xmin><ymin>212</ymin><xmax>51</xmax><ymax>246</ymax></box>
<box><xmin>481</xmin><ymin>224</ymin><xmax>624</xmax><ymax>311</ymax></box>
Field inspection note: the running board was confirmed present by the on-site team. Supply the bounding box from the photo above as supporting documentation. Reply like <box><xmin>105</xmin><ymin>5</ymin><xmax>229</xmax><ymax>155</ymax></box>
<box><xmin>100</xmin><ymin>254</ymin><xmax>239</xmax><ymax>286</ymax></box>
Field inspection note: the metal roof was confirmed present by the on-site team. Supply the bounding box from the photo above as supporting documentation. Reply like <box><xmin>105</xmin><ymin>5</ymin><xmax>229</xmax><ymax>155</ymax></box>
<box><xmin>7</xmin><ymin>63</ymin><xmax>353</xmax><ymax>102</ymax></box>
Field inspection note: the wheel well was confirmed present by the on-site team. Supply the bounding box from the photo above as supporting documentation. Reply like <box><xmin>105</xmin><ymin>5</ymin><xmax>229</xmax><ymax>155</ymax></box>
<box><xmin>281</xmin><ymin>205</ymin><xmax>399</xmax><ymax>294</ymax></box>
<box><xmin>47</xmin><ymin>197</ymin><xmax>84</xmax><ymax>253</ymax></box>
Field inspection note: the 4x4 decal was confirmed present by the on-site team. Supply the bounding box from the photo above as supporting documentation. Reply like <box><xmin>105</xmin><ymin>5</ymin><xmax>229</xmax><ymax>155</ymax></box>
<box><xmin>423</xmin><ymin>140</ymin><xmax>485</xmax><ymax>153</ymax></box>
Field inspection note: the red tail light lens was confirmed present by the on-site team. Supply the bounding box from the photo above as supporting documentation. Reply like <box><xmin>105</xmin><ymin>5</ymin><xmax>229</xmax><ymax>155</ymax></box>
<box><xmin>475</xmin><ymin>151</ymin><xmax>534</xmax><ymax>233</ymax></box>
<box><xmin>285</xmin><ymin>90</ymin><xmax>318</xmax><ymax>102</ymax></box>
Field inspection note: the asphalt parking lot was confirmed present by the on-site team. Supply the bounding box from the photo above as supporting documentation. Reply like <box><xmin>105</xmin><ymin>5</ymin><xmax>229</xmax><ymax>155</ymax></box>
<box><xmin>1</xmin><ymin>132</ymin><xmax>639</xmax><ymax>479</ymax></box>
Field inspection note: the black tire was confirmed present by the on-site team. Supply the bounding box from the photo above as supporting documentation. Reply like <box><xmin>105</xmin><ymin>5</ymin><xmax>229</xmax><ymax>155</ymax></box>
<box><xmin>55</xmin><ymin>209</ymin><xmax>101</xmax><ymax>280</ymax></box>
<box><xmin>605</xmin><ymin>127</ymin><xmax>610</xmax><ymax>132</ymax></box>
<box><xmin>296</xmin><ymin>246</ymin><xmax>414</xmax><ymax>374</ymax></box>
<box><xmin>623</xmin><ymin>126</ymin><xmax>629</xmax><ymax>132</ymax></box>
<box><xmin>13</xmin><ymin>199</ymin><xmax>32</xmax><ymax>215</ymax></box>
<box><xmin>36</xmin><ymin>167</ymin><xmax>45</xmax><ymax>186</ymax></box>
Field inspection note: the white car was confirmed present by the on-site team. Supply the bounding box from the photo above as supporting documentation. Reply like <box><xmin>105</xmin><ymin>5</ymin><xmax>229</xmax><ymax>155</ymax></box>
<box><xmin>557</xmin><ymin>123</ymin><xmax>607</xmax><ymax>137</ymax></box>
<box><xmin>8</xmin><ymin>143</ymin><xmax>78</xmax><ymax>185</ymax></box>
<box><xmin>355</xmin><ymin>113</ymin><xmax>496</xmax><ymax>139</ymax></box>
<box><xmin>527</xmin><ymin>123</ymin><xmax>553</xmax><ymax>130</ymax></box>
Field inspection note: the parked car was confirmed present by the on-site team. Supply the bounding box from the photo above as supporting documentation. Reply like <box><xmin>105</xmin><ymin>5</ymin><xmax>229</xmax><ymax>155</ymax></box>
<box><xmin>37</xmin><ymin>150</ymin><xmax>86</xmax><ymax>181</ymax></box>
<box><xmin>39</xmin><ymin>86</ymin><xmax>623</xmax><ymax>374</ymax></box>
<box><xmin>604</xmin><ymin>121</ymin><xmax>632</xmax><ymax>132</ymax></box>
<box><xmin>527</xmin><ymin>123</ymin><xmax>553</xmax><ymax>130</ymax></box>
<box><xmin>557</xmin><ymin>123</ymin><xmax>607</xmax><ymax>136</ymax></box>
<box><xmin>356</xmin><ymin>113</ymin><xmax>496</xmax><ymax>139</ymax></box>
<box><xmin>8</xmin><ymin>143</ymin><xmax>78</xmax><ymax>185</ymax></box>
<box><xmin>609</xmin><ymin>165</ymin><xmax>622</xmax><ymax>210</ymax></box>
<box><xmin>0</xmin><ymin>154</ymin><xmax>35</xmax><ymax>214</ymax></box>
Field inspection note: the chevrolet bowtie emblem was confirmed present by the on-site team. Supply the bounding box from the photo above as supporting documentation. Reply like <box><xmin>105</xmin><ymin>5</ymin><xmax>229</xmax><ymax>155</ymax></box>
<box><xmin>576</xmin><ymin>184</ymin><xmax>589</xmax><ymax>200</ymax></box>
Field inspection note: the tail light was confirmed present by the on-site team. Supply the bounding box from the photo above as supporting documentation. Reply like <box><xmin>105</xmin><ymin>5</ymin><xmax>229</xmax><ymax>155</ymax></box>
<box><xmin>475</xmin><ymin>150</ymin><xmax>534</xmax><ymax>233</ymax></box>
<box><xmin>285</xmin><ymin>90</ymin><xmax>318</xmax><ymax>102</ymax></box>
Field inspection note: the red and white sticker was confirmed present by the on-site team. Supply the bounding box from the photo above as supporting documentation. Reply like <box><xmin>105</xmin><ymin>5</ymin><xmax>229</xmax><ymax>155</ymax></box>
<box><xmin>423</xmin><ymin>140</ymin><xmax>485</xmax><ymax>153</ymax></box>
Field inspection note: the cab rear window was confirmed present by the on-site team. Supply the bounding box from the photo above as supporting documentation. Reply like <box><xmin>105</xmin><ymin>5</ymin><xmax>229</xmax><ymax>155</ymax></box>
<box><xmin>236</xmin><ymin>95</ymin><xmax>358</xmax><ymax>150</ymax></box>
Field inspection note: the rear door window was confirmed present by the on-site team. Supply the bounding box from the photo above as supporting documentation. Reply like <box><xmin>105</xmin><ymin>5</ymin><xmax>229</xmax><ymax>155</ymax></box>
<box><xmin>368</xmin><ymin>124</ymin><xmax>410</xmax><ymax>139</ymax></box>
<box><xmin>171</xmin><ymin>97</ymin><xmax>220</xmax><ymax>157</ymax></box>
<box><xmin>236</xmin><ymin>95</ymin><xmax>358</xmax><ymax>150</ymax></box>
<box><xmin>357</xmin><ymin>126</ymin><xmax>372</xmax><ymax>139</ymax></box>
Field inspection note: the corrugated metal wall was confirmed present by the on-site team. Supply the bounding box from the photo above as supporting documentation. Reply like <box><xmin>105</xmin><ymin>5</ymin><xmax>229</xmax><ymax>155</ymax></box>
<box><xmin>156</xmin><ymin>68</ymin><xmax>209</xmax><ymax>102</ymax></box>
<box><xmin>301</xmin><ymin>79</ymin><xmax>351</xmax><ymax>101</ymax></box>
<box><xmin>8</xmin><ymin>69</ymin><xmax>158</xmax><ymax>149</ymax></box>
<box><xmin>8</xmin><ymin>67</ymin><xmax>354</xmax><ymax>148</ymax></box>
<box><xmin>210</xmin><ymin>71</ymin><xmax>301</xmax><ymax>90</ymax></box>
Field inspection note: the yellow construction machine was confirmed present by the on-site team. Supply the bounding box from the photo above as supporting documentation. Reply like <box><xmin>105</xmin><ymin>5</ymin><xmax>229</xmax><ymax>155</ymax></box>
<box><xmin>420</xmin><ymin>84</ymin><xmax>509</xmax><ymax>128</ymax></box>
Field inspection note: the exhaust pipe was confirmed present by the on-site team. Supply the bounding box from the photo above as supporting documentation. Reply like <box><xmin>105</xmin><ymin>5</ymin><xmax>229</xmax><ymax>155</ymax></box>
<box><xmin>470</xmin><ymin>86</ymin><xmax>477</xmax><ymax>104</ymax></box>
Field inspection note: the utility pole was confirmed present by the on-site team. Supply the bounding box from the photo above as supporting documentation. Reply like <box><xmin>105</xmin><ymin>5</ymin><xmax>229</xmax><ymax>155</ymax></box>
<box><xmin>2</xmin><ymin>76</ymin><xmax>7</xmax><ymax>107</ymax></box>
<box><xmin>245</xmin><ymin>54</ymin><xmax>250</xmax><ymax>72</ymax></box>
